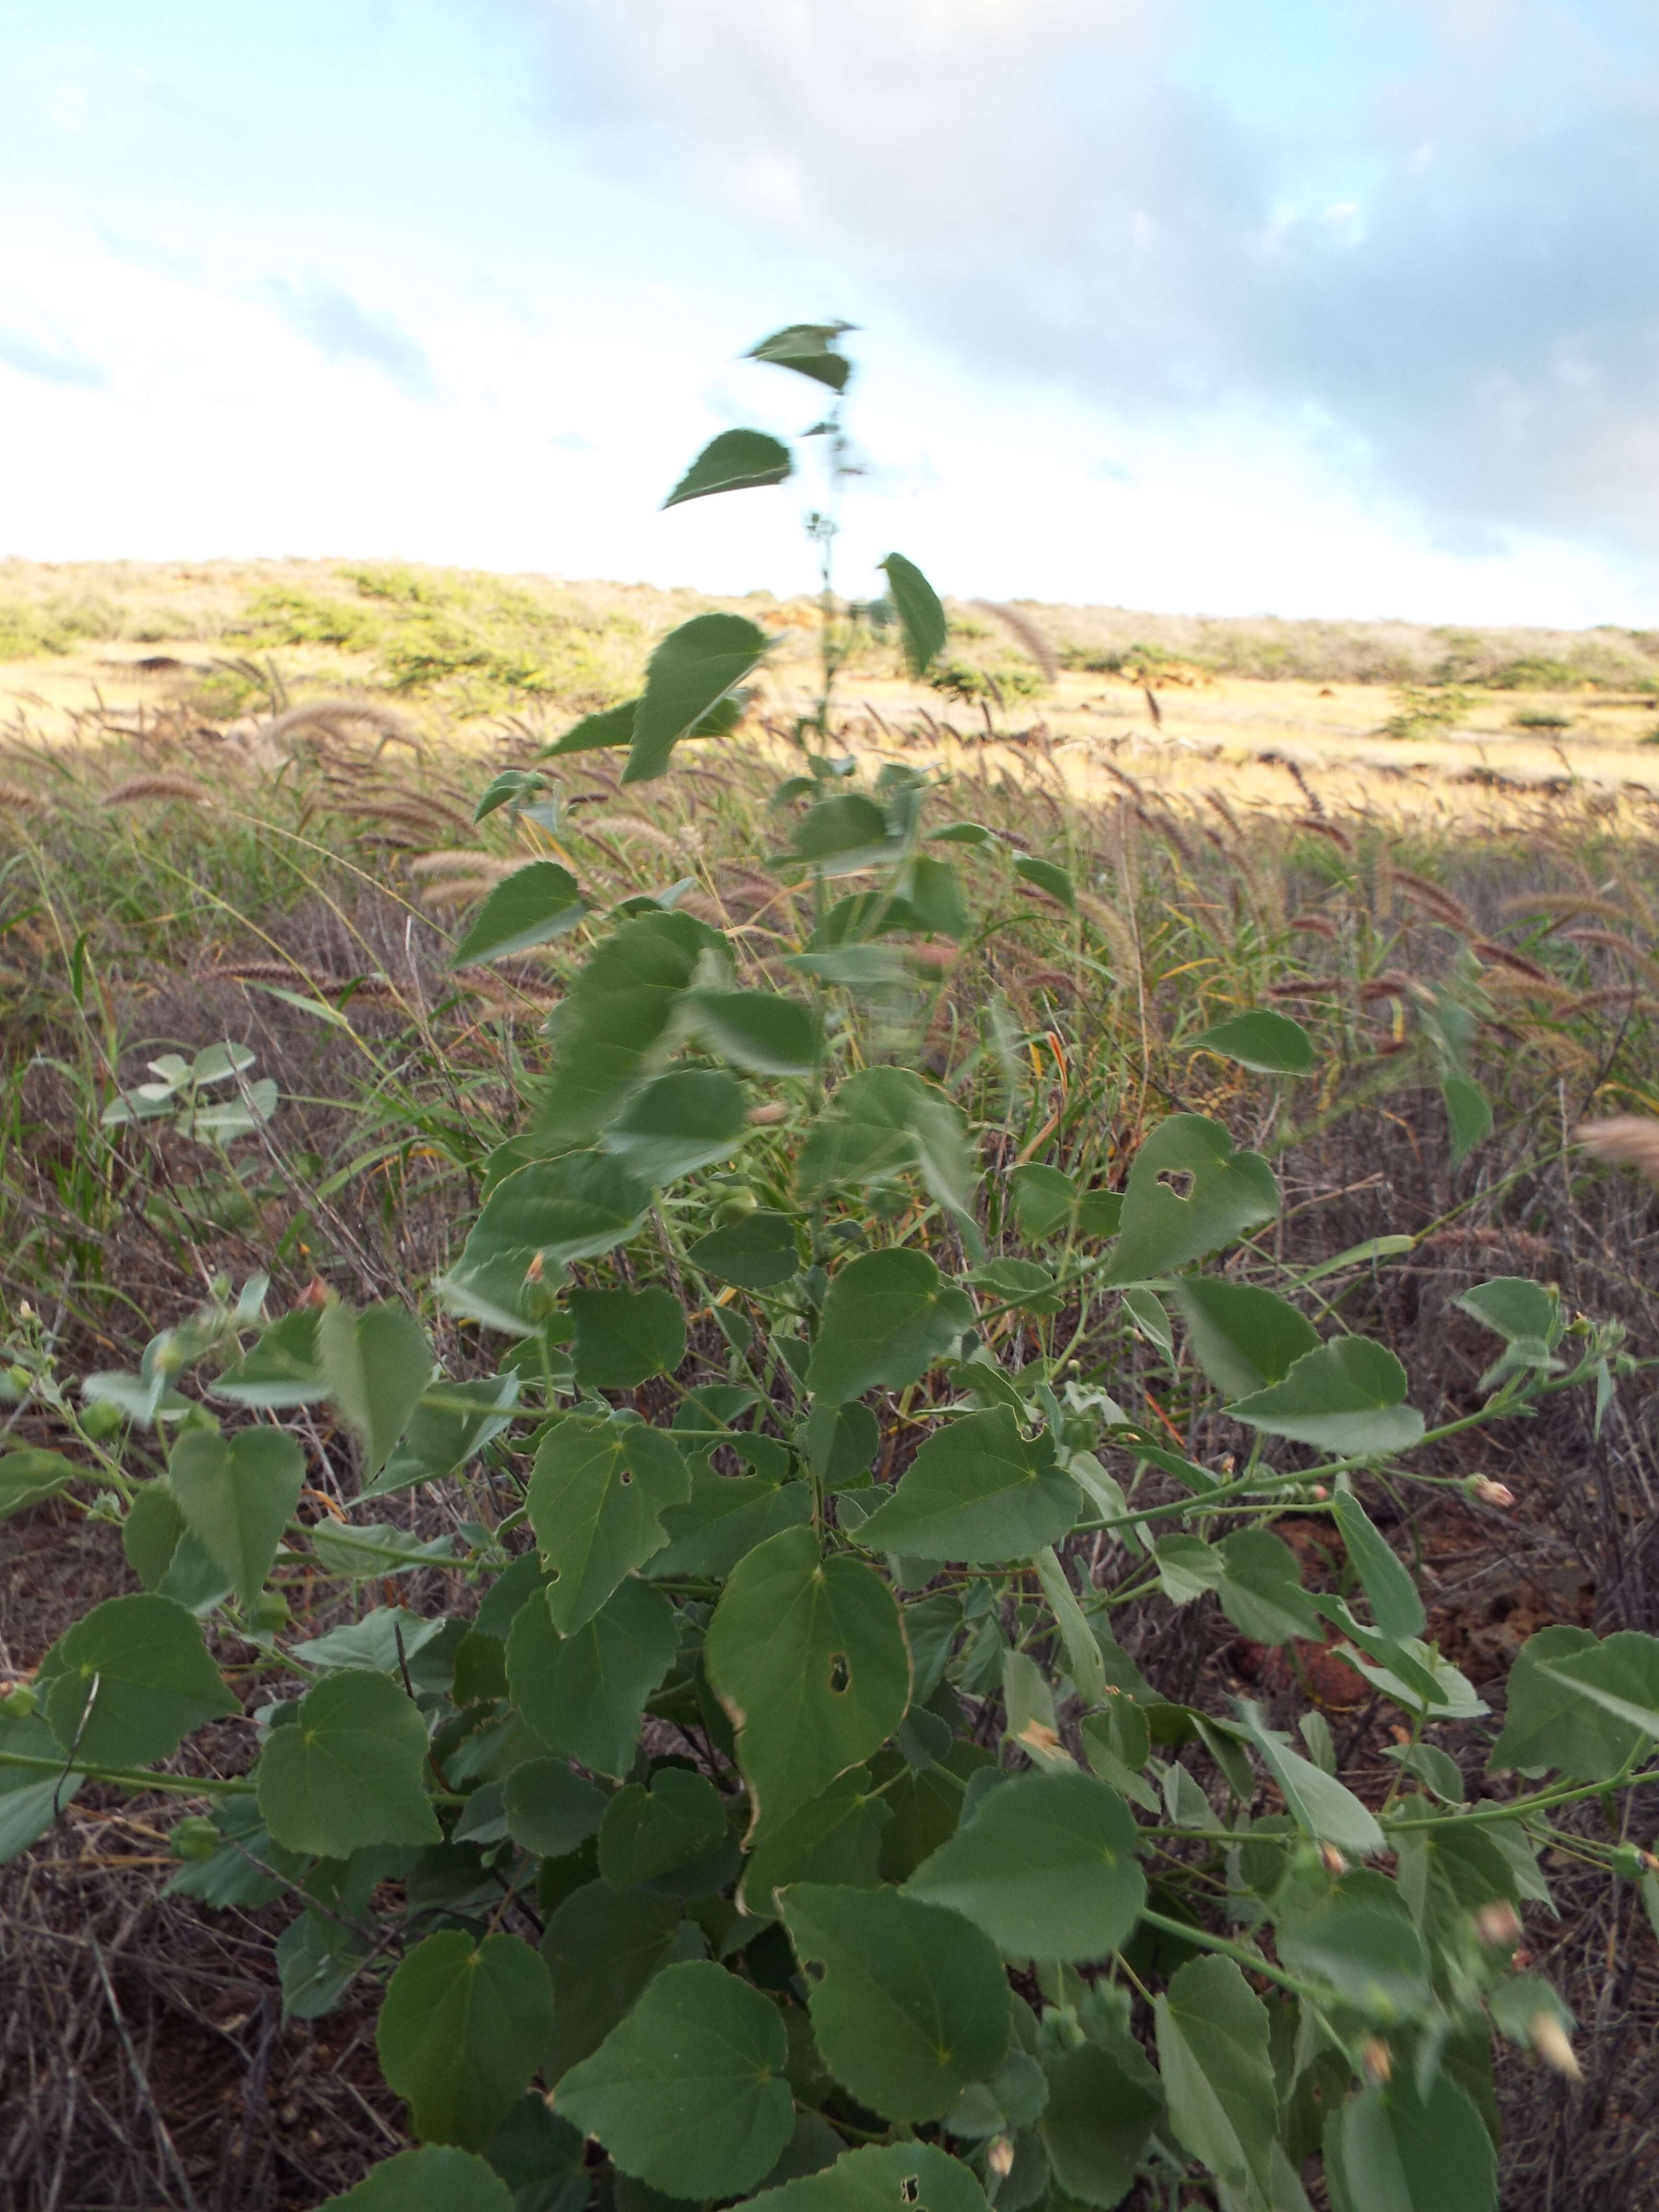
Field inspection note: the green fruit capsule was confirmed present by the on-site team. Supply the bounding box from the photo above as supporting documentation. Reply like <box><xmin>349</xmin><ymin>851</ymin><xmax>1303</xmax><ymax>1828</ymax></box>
<box><xmin>249</xmin><ymin>1591</ymin><xmax>291</xmax><ymax>1633</ymax></box>
<box><xmin>170</xmin><ymin>1816</ymin><xmax>222</xmax><ymax>1862</ymax></box>
<box><xmin>0</xmin><ymin>1683</ymin><xmax>38</xmax><ymax>1719</ymax></box>
<box><xmin>80</xmin><ymin>1401</ymin><xmax>125</xmax><ymax>1440</ymax></box>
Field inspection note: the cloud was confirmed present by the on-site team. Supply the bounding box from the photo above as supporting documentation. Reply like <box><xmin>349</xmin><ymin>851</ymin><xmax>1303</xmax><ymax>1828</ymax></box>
<box><xmin>0</xmin><ymin>321</ymin><xmax>106</xmax><ymax>388</ymax></box>
<box><xmin>268</xmin><ymin>280</ymin><xmax>436</xmax><ymax>399</ymax></box>
<box><xmin>507</xmin><ymin>0</ymin><xmax>1659</xmax><ymax>556</ymax></box>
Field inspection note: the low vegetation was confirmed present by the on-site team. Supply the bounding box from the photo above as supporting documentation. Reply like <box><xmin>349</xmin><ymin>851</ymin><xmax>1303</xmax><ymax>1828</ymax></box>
<box><xmin>4</xmin><ymin>332</ymin><xmax>1659</xmax><ymax>2212</ymax></box>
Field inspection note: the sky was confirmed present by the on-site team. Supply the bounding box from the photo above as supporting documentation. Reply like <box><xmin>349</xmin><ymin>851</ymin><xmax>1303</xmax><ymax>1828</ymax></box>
<box><xmin>1</xmin><ymin>1</ymin><xmax>1656</xmax><ymax>626</ymax></box>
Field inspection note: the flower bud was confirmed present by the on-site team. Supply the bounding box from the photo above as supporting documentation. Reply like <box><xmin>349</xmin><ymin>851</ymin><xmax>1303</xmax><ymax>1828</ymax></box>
<box><xmin>1468</xmin><ymin>1476</ymin><xmax>1515</xmax><ymax>1507</ymax></box>
<box><xmin>1319</xmin><ymin>1844</ymin><xmax>1348</xmax><ymax>1878</ymax></box>
<box><xmin>746</xmin><ymin>1101</ymin><xmax>788</xmax><ymax>1126</ymax></box>
<box><xmin>987</xmin><ymin>2140</ymin><xmax>1015</xmax><ymax>2180</ymax></box>
<box><xmin>1360</xmin><ymin>2038</ymin><xmax>1392</xmax><ymax>2083</ymax></box>
<box><xmin>1529</xmin><ymin>2011</ymin><xmax>1582</xmax><ymax>2081</ymax></box>
<box><xmin>1474</xmin><ymin>1901</ymin><xmax>1522</xmax><ymax>1947</ymax></box>
<box><xmin>0</xmin><ymin>1683</ymin><xmax>37</xmax><ymax>1719</ymax></box>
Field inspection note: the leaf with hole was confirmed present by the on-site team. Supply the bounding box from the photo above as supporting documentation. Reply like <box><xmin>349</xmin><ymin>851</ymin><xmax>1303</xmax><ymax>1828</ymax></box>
<box><xmin>601</xmin><ymin>1068</ymin><xmax>749</xmax><ymax>1185</ymax></box>
<box><xmin>879</xmin><ymin>554</ymin><xmax>947</xmax><ymax>678</ymax></box>
<box><xmin>627</xmin><ymin>613</ymin><xmax>770</xmax><ymax>783</ymax></box>
<box><xmin>168</xmin><ymin>1426</ymin><xmax>304</xmax><ymax>1611</ymax></box>
<box><xmin>857</xmin><ymin>1409</ymin><xmax>1080</xmax><ymax>1564</ymax></box>
<box><xmin>781</xmin><ymin>1883</ymin><xmax>1010</xmax><ymax>2123</ymax></box>
<box><xmin>1105</xmin><ymin>1117</ymin><xmax>1278</xmax><ymax>1285</ymax></box>
<box><xmin>906</xmin><ymin>1770</ymin><xmax>1144</xmax><ymax>1963</ymax></box>
<box><xmin>665</xmin><ymin>429</ymin><xmax>793</xmax><ymax>507</ymax></box>
<box><xmin>1173</xmin><ymin>1279</ymin><xmax>1319</xmax><ymax>1401</ymax></box>
<box><xmin>376</xmin><ymin>1931</ymin><xmax>553</xmax><ymax>2150</ymax></box>
<box><xmin>528</xmin><ymin>1418</ymin><xmax>690</xmax><ymax>1634</ymax></box>
<box><xmin>1229</xmin><ymin>1337</ymin><xmax>1423</xmax><ymax>1455</ymax></box>
<box><xmin>556</xmin><ymin>1959</ymin><xmax>793</xmax><ymax>2197</ymax></box>
<box><xmin>1189</xmin><ymin>1010</ymin><xmax>1314</xmax><ymax>1076</ymax></box>
<box><xmin>750</xmin><ymin>2145</ymin><xmax>987</xmax><ymax>2212</ymax></box>
<box><xmin>318</xmin><ymin>1301</ymin><xmax>433</xmax><ymax>1481</ymax></box>
<box><xmin>452</xmin><ymin>862</ymin><xmax>585</xmax><ymax>967</ymax></box>
<box><xmin>254</xmin><ymin>1668</ymin><xmax>441</xmax><ymax>1856</ymax></box>
<box><xmin>806</xmin><ymin>1249</ymin><xmax>974</xmax><ymax>1406</ymax></box>
<box><xmin>507</xmin><ymin>1574</ymin><xmax>680</xmax><ymax>1780</ymax></box>
<box><xmin>41</xmin><ymin>1594</ymin><xmax>238</xmax><ymax>1768</ymax></box>
<box><xmin>705</xmin><ymin>1525</ymin><xmax>910</xmax><ymax>1837</ymax></box>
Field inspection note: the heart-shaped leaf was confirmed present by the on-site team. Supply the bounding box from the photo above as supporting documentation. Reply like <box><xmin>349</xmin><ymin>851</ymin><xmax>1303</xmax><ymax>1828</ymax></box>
<box><xmin>1106</xmin><ymin>1116</ymin><xmax>1278</xmax><ymax>1285</ymax></box>
<box><xmin>806</xmin><ymin>1249</ymin><xmax>974</xmax><ymax>1405</ymax></box>
<box><xmin>627</xmin><ymin>613</ymin><xmax>769</xmax><ymax>783</ymax></box>
<box><xmin>169</xmin><ymin>1426</ymin><xmax>304</xmax><ymax>1610</ymax></box>
<box><xmin>1229</xmin><ymin>1337</ymin><xmax>1424</xmax><ymax>1455</ymax></box>
<box><xmin>376</xmin><ymin>1931</ymin><xmax>553</xmax><ymax>2150</ymax></box>
<box><xmin>527</xmin><ymin>1418</ymin><xmax>690</xmax><ymax>1633</ymax></box>
<box><xmin>254</xmin><ymin>1669</ymin><xmax>441</xmax><ymax>1855</ymax></box>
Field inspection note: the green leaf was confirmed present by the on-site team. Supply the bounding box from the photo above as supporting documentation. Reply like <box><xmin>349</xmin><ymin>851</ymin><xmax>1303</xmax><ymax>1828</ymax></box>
<box><xmin>805</xmin><ymin>1400</ymin><xmax>880</xmax><ymax>1489</ymax></box>
<box><xmin>289</xmin><ymin>1604</ymin><xmax>446</xmax><ymax>1675</ymax></box>
<box><xmin>541</xmin><ymin>697</ymin><xmax>642</xmax><ymax>758</ymax></box>
<box><xmin>1173</xmin><ymin>1280</ymin><xmax>1320</xmax><ymax>1400</ymax></box>
<box><xmin>569</xmin><ymin>1289</ymin><xmax>687</xmax><ymax>1391</ymax></box>
<box><xmin>254</xmin><ymin>1668</ymin><xmax>441</xmax><ymax>1855</ymax></box>
<box><xmin>541</xmin><ymin>1878</ymin><xmax>686</xmax><ymax>2082</ymax></box>
<box><xmin>508</xmin><ymin>1574</ymin><xmax>679</xmax><ymax>1780</ymax></box>
<box><xmin>688</xmin><ymin>1210</ymin><xmax>803</xmax><ymax>1291</ymax></box>
<box><xmin>1013</xmin><ymin>856</ymin><xmax>1075</xmax><ymax>910</ymax></box>
<box><xmin>42</xmin><ymin>1594</ymin><xmax>238</xmax><ymax>1767</ymax></box>
<box><xmin>602</xmin><ymin>1068</ymin><xmax>749</xmax><ymax>1185</ymax></box>
<box><xmin>749</xmin><ymin>2145</ymin><xmax>987</xmax><ymax>2212</ymax></box>
<box><xmin>690</xmin><ymin>988</ymin><xmax>818</xmax><ymax>1075</ymax></box>
<box><xmin>1229</xmin><ymin>1337</ymin><xmax>1424</xmax><ymax>1455</ymax></box>
<box><xmin>1324</xmin><ymin>2071</ymin><xmax>1496</xmax><ymax>2212</ymax></box>
<box><xmin>502</xmin><ymin>1757</ymin><xmax>608</xmax><ymax>1858</ymax></box>
<box><xmin>557</xmin><ymin>1960</ymin><xmax>793</xmax><ymax>2197</ymax></box>
<box><xmin>1487</xmin><ymin>1625</ymin><xmax>1640</xmax><ymax>1777</ymax></box>
<box><xmin>1189</xmin><ymin>1010</ymin><xmax>1314</xmax><ymax>1076</ymax></box>
<box><xmin>879</xmin><ymin>554</ymin><xmax>948</xmax><ymax>679</ymax></box>
<box><xmin>906</xmin><ymin>1770</ymin><xmax>1145</xmax><ymax>1962</ymax></box>
<box><xmin>1234</xmin><ymin>1703</ymin><xmax>1383</xmax><ymax>1855</ymax></box>
<box><xmin>441</xmin><ymin>1152</ymin><xmax>652</xmax><ymax>1333</ymax></box>
<box><xmin>806</xmin><ymin>1249</ymin><xmax>974</xmax><ymax>1405</ymax></box>
<box><xmin>856</xmin><ymin>1409</ymin><xmax>1080</xmax><ymax>1564</ymax></box>
<box><xmin>212</xmin><ymin>1309</ymin><xmax>326</xmax><ymax>1407</ymax></box>
<box><xmin>705</xmin><ymin>1526</ymin><xmax>910</xmax><ymax>1837</ymax></box>
<box><xmin>1214</xmin><ymin>1529</ymin><xmax>1322</xmax><ymax>1647</ymax></box>
<box><xmin>1151</xmin><ymin>1534</ymin><xmax>1224</xmax><ymax>1605</ymax></box>
<box><xmin>532</xmin><ymin>912</ymin><xmax>711</xmax><ymax>1151</ymax></box>
<box><xmin>646</xmin><ymin>1471</ymin><xmax>812</xmax><ymax>1580</ymax></box>
<box><xmin>1331</xmin><ymin>1491</ymin><xmax>1425</xmax><ymax>1641</ymax></box>
<box><xmin>0</xmin><ymin>1447</ymin><xmax>83</xmax><ymax>1521</ymax></box>
<box><xmin>797</xmin><ymin>1068</ymin><xmax>976</xmax><ymax>1226</ymax></box>
<box><xmin>320</xmin><ymin>2147</ymin><xmax>514</xmax><ymax>2212</ymax></box>
<box><xmin>168</xmin><ymin>1426</ymin><xmax>303</xmax><ymax>1611</ymax></box>
<box><xmin>319</xmin><ymin>1301</ymin><xmax>432</xmax><ymax>1481</ymax></box>
<box><xmin>600</xmin><ymin>1767</ymin><xmax>728</xmax><ymax>1889</ymax></box>
<box><xmin>368</xmin><ymin>1373</ymin><xmax>521</xmax><ymax>1499</ymax></box>
<box><xmin>1039</xmin><ymin>2036</ymin><xmax>1165</xmax><ymax>2209</ymax></box>
<box><xmin>739</xmin><ymin>1767</ymin><xmax>892</xmax><ymax>1917</ymax></box>
<box><xmin>1154</xmin><ymin>1956</ymin><xmax>1279</xmax><ymax>2212</ymax></box>
<box><xmin>1275</xmin><ymin>1880</ymin><xmax>1432</xmax><ymax>2020</ymax></box>
<box><xmin>1456</xmin><ymin>1275</ymin><xmax>1562</xmax><ymax>1348</ymax></box>
<box><xmin>0</xmin><ymin>1707</ymin><xmax>83</xmax><ymax>1860</ymax></box>
<box><xmin>452</xmin><ymin>862</ymin><xmax>585</xmax><ymax>967</ymax></box>
<box><xmin>972</xmin><ymin>1260</ymin><xmax>1062</xmax><ymax>1316</ymax></box>
<box><xmin>528</xmin><ymin>1418</ymin><xmax>690</xmax><ymax>1632</ymax></box>
<box><xmin>664</xmin><ymin>429</ymin><xmax>793</xmax><ymax>507</ymax></box>
<box><xmin>1105</xmin><ymin>1117</ymin><xmax>1279</xmax><ymax>1285</ymax></box>
<box><xmin>793</xmin><ymin>793</ymin><xmax>893</xmax><ymax>871</ymax></box>
<box><xmin>627</xmin><ymin>613</ymin><xmax>769</xmax><ymax>783</ymax></box>
<box><xmin>781</xmin><ymin>1883</ymin><xmax>1011</xmax><ymax>2123</ymax></box>
<box><xmin>747</xmin><ymin>324</ymin><xmax>853</xmax><ymax>393</ymax></box>
<box><xmin>904</xmin><ymin>854</ymin><xmax>971</xmax><ymax>940</ymax></box>
<box><xmin>1443</xmin><ymin>1077</ymin><xmax>1492</xmax><ymax>1167</ymax></box>
<box><xmin>1007</xmin><ymin>1164</ymin><xmax>1074</xmax><ymax>1240</ymax></box>
<box><xmin>376</xmin><ymin>1931</ymin><xmax>554</xmax><ymax>2150</ymax></box>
